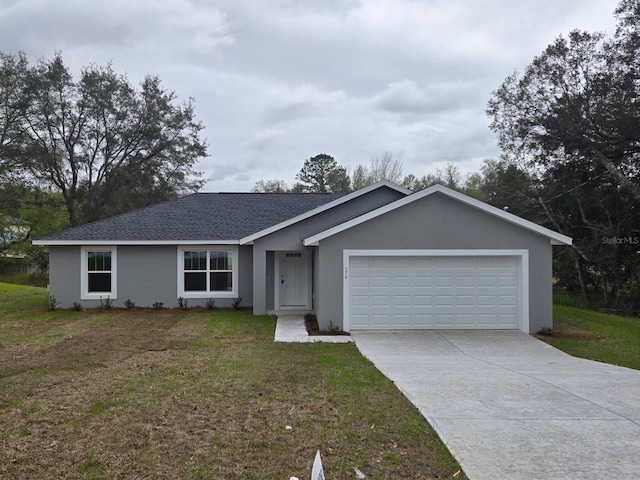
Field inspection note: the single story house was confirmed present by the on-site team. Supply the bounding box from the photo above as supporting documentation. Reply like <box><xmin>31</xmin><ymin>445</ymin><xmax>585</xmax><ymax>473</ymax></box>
<box><xmin>33</xmin><ymin>182</ymin><xmax>572</xmax><ymax>333</ymax></box>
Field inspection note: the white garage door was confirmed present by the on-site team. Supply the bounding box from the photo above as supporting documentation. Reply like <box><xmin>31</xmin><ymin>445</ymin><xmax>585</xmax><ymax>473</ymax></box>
<box><xmin>348</xmin><ymin>255</ymin><xmax>521</xmax><ymax>330</ymax></box>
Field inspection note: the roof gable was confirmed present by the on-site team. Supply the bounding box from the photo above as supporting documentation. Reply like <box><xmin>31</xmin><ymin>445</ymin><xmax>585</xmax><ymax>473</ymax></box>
<box><xmin>239</xmin><ymin>181</ymin><xmax>411</xmax><ymax>244</ymax></box>
<box><xmin>303</xmin><ymin>184</ymin><xmax>573</xmax><ymax>246</ymax></box>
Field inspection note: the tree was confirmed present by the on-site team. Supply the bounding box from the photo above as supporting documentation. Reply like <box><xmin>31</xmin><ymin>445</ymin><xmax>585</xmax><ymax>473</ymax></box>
<box><xmin>350</xmin><ymin>164</ymin><xmax>369</xmax><ymax>191</ymax></box>
<box><xmin>292</xmin><ymin>153</ymin><xmax>351</xmax><ymax>193</ymax></box>
<box><xmin>474</xmin><ymin>159</ymin><xmax>538</xmax><ymax>214</ymax></box>
<box><xmin>486</xmin><ymin>1</ymin><xmax>640</xmax><ymax>312</ymax></box>
<box><xmin>0</xmin><ymin>182</ymin><xmax>67</xmax><ymax>271</ymax></box>
<box><xmin>251</xmin><ymin>179</ymin><xmax>289</xmax><ymax>193</ymax></box>
<box><xmin>401</xmin><ymin>163</ymin><xmax>464</xmax><ymax>191</ymax></box>
<box><xmin>0</xmin><ymin>52</ymin><xmax>207</xmax><ymax>226</ymax></box>
<box><xmin>351</xmin><ymin>151</ymin><xmax>403</xmax><ymax>190</ymax></box>
<box><xmin>0</xmin><ymin>52</ymin><xmax>29</xmax><ymax>178</ymax></box>
<box><xmin>487</xmin><ymin>0</ymin><xmax>640</xmax><ymax>201</ymax></box>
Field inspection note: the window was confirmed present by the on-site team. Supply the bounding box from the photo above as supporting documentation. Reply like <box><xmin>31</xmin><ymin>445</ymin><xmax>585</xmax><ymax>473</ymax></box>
<box><xmin>81</xmin><ymin>247</ymin><xmax>117</xmax><ymax>299</ymax></box>
<box><xmin>179</xmin><ymin>247</ymin><xmax>236</xmax><ymax>297</ymax></box>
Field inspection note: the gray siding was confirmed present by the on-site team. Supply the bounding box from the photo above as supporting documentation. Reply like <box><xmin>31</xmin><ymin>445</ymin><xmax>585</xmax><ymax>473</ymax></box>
<box><xmin>48</xmin><ymin>244</ymin><xmax>253</xmax><ymax>309</ymax></box>
<box><xmin>311</xmin><ymin>247</ymin><xmax>319</xmax><ymax>310</ymax></box>
<box><xmin>316</xmin><ymin>192</ymin><xmax>554</xmax><ymax>333</ymax></box>
<box><xmin>48</xmin><ymin>246</ymin><xmax>81</xmax><ymax>307</ymax></box>
<box><xmin>252</xmin><ymin>186</ymin><xmax>406</xmax><ymax>314</ymax></box>
<box><xmin>118</xmin><ymin>245</ymin><xmax>178</xmax><ymax>307</ymax></box>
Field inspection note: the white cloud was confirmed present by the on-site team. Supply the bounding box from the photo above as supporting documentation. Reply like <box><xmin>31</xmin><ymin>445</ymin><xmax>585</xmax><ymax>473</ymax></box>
<box><xmin>0</xmin><ymin>0</ymin><xmax>622</xmax><ymax>192</ymax></box>
<box><xmin>243</xmin><ymin>128</ymin><xmax>283</xmax><ymax>150</ymax></box>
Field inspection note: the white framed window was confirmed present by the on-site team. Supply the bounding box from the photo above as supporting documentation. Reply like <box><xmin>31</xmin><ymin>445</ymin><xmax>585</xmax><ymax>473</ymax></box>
<box><xmin>177</xmin><ymin>246</ymin><xmax>238</xmax><ymax>298</ymax></box>
<box><xmin>81</xmin><ymin>246</ymin><xmax>117</xmax><ymax>300</ymax></box>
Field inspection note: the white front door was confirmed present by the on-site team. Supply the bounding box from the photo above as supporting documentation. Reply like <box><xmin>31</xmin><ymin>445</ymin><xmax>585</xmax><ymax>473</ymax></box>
<box><xmin>278</xmin><ymin>251</ymin><xmax>310</xmax><ymax>309</ymax></box>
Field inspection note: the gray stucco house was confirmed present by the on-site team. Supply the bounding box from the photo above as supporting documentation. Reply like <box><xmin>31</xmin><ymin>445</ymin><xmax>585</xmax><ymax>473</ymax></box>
<box><xmin>34</xmin><ymin>182</ymin><xmax>571</xmax><ymax>333</ymax></box>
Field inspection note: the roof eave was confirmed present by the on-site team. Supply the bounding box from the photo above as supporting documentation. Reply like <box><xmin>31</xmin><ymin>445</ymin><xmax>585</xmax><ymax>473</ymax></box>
<box><xmin>32</xmin><ymin>239</ymin><xmax>241</xmax><ymax>246</ymax></box>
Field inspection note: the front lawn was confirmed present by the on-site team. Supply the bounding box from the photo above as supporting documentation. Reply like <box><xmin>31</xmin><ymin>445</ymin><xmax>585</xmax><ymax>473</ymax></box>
<box><xmin>539</xmin><ymin>304</ymin><xmax>640</xmax><ymax>370</ymax></box>
<box><xmin>0</xmin><ymin>283</ymin><xmax>465</xmax><ymax>479</ymax></box>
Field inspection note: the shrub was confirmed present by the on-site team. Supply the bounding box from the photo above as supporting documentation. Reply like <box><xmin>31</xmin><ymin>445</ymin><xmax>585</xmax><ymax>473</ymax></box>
<box><xmin>152</xmin><ymin>302</ymin><xmax>164</xmax><ymax>310</ymax></box>
<box><xmin>178</xmin><ymin>297</ymin><xmax>188</xmax><ymax>310</ymax></box>
<box><xmin>231</xmin><ymin>296</ymin><xmax>242</xmax><ymax>310</ymax></box>
<box><xmin>47</xmin><ymin>294</ymin><xmax>59</xmax><ymax>311</ymax></box>
<box><xmin>100</xmin><ymin>296</ymin><xmax>112</xmax><ymax>309</ymax></box>
<box><xmin>72</xmin><ymin>302</ymin><xmax>83</xmax><ymax>311</ymax></box>
<box><xmin>327</xmin><ymin>320</ymin><xmax>340</xmax><ymax>334</ymax></box>
<box><xmin>205</xmin><ymin>298</ymin><xmax>216</xmax><ymax>310</ymax></box>
<box><xmin>123</xmin><ymin>299</ymin><xmax>135</xmax><ymax>310</ymax></box>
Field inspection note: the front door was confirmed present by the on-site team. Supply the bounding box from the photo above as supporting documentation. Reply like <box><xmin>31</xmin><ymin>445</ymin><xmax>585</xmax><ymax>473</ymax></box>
<box><xmin>278</xmin><ymin>251</ymin><xmax>310</xmax><ymax>309</ymax></box>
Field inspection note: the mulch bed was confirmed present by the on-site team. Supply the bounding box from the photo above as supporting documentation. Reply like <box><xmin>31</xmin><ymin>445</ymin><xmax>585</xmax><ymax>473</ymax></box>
<box><xmin>304</xmin><ymin>315</ymin><xmax>350</xmax><ymax>336</ymax></box>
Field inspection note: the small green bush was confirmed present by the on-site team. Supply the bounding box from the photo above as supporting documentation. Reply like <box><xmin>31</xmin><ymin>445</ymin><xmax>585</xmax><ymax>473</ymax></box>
<box><xmin>152</xmin><ymin>302</ymin><xmax>164</xmax><ymax>310</ymax></box>
<box><xmin>178</xmin><ymin>297</ymin><xmax>188</xmax><ymax>310</ymax></box>
<box><xmin>327</xmin><ymin>320</ymin><xmax>340</xmax><ymax>334</ymax></box>
<box><xmin>100</xmin><ymin>296</ymin><xmax>112</xmax><ymax>309</ymax></box>
<box><xmin>538</xmin><ymin>327</ymin><xmax>553</xmax><ymax>336</ymax></box>
<box><xmin>231</xmin><ymin>296</ymin><xmax>242</xmax><ymax>310</ymax></box>
<box><xmin>205</xmin><ymin>297</ymin><xmax>216</xmax><ymax>310</ymax></box>
<box><xmin>72</xmin><ymin>302</ymin><xmax>82</xmax><ymax>311</ymax></box>
<box><xmin>123</xmin><ymin>299</ymin><xmax>135</xmax><ymax>310</ymax></box>
<box><xmin>47</xmin><ymin>294</ymin><xmax>59</xmax><ymax>311</ymax></box>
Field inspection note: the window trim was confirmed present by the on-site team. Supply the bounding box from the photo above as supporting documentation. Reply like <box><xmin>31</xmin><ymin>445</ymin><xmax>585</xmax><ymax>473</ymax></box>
<box><xmin>81</xmin><ymin>246</ymin><xmax>118</xmax><ymax>300</ymax></box>
<box><xmin>177</xmin><ymin>246</ymin><xmax>238</xmax><ymax>298</ymax></box>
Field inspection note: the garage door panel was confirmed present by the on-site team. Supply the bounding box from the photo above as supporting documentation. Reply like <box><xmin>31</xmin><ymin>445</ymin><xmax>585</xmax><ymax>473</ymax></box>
<box><xmin>351</xmin><ymin>277</ymin><xmax>370</xmax><ymax>288</ymax></box>
<box><xmin>435</xmin><ymin>276</ymin><xmax>454</xmax><ymax>287</ymax></box>
<box><xmin>372</xmin><ymin>276</ymin><xmax>391</xmax><ymax>287</ymax></box>
<box><xmin>393</xmin><ymin>295</ymin><xmax>413</xmax><ymax>306</ymax></box>
<box><xmin>348</xmin><ymin>255</ymin><xmax>521</xmax><ymax>330</ymax></box>
<box><xmin>455</xmin><ymin>295</ymin><xmax>475</xmax><ymax>306</ymax></box>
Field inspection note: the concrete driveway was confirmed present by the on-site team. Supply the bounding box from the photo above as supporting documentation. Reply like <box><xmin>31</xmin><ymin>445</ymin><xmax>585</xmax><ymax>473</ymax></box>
<box><xmin>352</xmin><ymin>330</ymin><xmax>640</xmax><ymax>480</ymax></box>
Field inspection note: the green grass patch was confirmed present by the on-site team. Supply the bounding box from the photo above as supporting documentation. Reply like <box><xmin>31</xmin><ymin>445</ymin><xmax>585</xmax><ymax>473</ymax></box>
<box><xmin>0</xmin><ymin>285</ymin><xmax>466</xmax><ymax>479</ymax></box>
<box><xmin>540</xmin><ymin>304</ymin><xmax>640</xmax><ymax>370</ymax></box>
<box><xmin>76</xmin><ymin>456</ymin><xmax>105</xmax><ymax>479</ymax></box>
<box><xmin>0</xmin><ymin>282</ymin><xmax>49</xmax><ymax>313</ymax></box>
<box><xmin>552</xmin><ymin>290</ymin><xmax>590</xmax><ymax>309</ymax></box>
<box><xmin>0</xmin><ymin>272</ymin><xmax>48</xmax><ymax>288</ymax></box>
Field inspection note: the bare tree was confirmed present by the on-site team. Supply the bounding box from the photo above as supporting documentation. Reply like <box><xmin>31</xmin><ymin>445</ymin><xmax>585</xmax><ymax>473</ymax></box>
<box><xmin>251</xmin><ymin>179</ymin><xmax>289</xmax><ymax>193</ymax></box>
<box><xmin>369</xmin><ymin>151</ymin><xmax>403</xmax><ymax>184</ymax></box>
<box><xmin>351</xmin><ymin>151</ymin><xmax>403</xmax><ymax>189</ymax></box>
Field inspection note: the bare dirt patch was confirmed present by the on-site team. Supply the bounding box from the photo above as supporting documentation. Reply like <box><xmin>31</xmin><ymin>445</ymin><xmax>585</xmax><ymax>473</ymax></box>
<box><xmin>536</xmin><ymin>329</ymin><xmax>606</xmax><ymax>341</ymax></box>
<box><xmin>0</xmin><ymin>315</ymin><xmax>195</xmax><ymax>379</ymax></box>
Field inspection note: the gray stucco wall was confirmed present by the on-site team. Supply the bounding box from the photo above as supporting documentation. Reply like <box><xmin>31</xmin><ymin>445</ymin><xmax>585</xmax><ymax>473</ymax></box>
<box><xmin>252</xmin><ymin>186</ymin><xmax>407</xmax><ymax>314</ymax></box>
<box><xmin>48</xmin><ymin>244</ymin><xmax>253</xmax><ymax>309</ymax></box>
<box><xmin>266</xmin><ymin>251</ymin><xmax>275</xmax><ymax>311</ymax></box>
<box><xmin>315</xmin><ymin>192</ymin><xmax>555</xmax><ymax>333</ymax></box>
<box><xmin>48</xmin><ymin>245</ymin><xmax>81</xmax><ymax>307</ymax></box>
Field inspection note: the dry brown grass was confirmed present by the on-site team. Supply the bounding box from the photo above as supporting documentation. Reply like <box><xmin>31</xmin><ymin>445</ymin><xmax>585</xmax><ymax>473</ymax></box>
<box><xmin>0</xmin><ymin>284</ymin><xmax>466</xmax><ymax>479</ymax></box>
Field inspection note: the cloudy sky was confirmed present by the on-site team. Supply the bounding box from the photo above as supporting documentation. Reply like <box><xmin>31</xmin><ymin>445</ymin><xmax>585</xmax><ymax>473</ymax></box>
<box><xmin>0</xmin><ymin>0</ymin><xmax>622</xmax><ymax>191</ymax></box>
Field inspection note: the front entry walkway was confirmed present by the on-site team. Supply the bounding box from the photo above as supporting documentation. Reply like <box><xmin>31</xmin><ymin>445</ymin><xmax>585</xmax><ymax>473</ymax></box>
<box><xmin>352</xmin><ymin>330</ymin><xmax>640</xmax><ymax>480</ymax></box>
<box><xmin>273</xmin><ymin>313</ymin><xmax>353</xmax><ymax>343</ymax></box>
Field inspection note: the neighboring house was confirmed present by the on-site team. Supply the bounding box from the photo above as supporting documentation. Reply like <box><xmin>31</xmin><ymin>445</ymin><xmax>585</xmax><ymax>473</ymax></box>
<box><xmin>33</xmin><ymin>182</ymin><xmax>572</xmax><ymax>333</ymax></box>
<box><xmin>1</xmin><ymin>214</ymin><xmax>29</xmax><ymax>258</ymax></box>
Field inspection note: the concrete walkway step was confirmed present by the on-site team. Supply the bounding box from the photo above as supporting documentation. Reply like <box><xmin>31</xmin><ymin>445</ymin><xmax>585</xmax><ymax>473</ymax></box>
<box><xmin>274</xmin><ymin>315</ymin><xmax>353</xmax><ymax>343</ymax></box>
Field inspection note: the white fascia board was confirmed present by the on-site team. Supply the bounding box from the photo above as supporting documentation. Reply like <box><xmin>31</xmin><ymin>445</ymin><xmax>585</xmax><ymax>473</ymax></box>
<box><xmin>32</xmin><ymin>239</ymin><xmax>240</xmax><ymax>246</ymax></box>
<box><xmin>239</xmin><ymin>180</ymin><xmax>411</xmax><ymax>245</ymax></box>
<box><xmin>304</xmin><ymin>184</ymin><xmax>573</xmax><ymax>246</ymax></box>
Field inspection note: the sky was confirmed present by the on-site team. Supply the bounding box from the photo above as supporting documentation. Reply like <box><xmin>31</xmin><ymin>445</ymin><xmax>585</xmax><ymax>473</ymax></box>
<box><xmin>0</xmin><ymin>0</ymin><xmax>622</xmax><ymax>192</ymax></box>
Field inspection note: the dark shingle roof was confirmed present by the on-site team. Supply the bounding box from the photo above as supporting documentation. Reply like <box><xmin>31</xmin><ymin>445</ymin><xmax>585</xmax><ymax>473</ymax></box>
<box><xmin>38</xmin><ymin>193</ymin><xmax>346</xmax><ymax>242</ymax></box>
